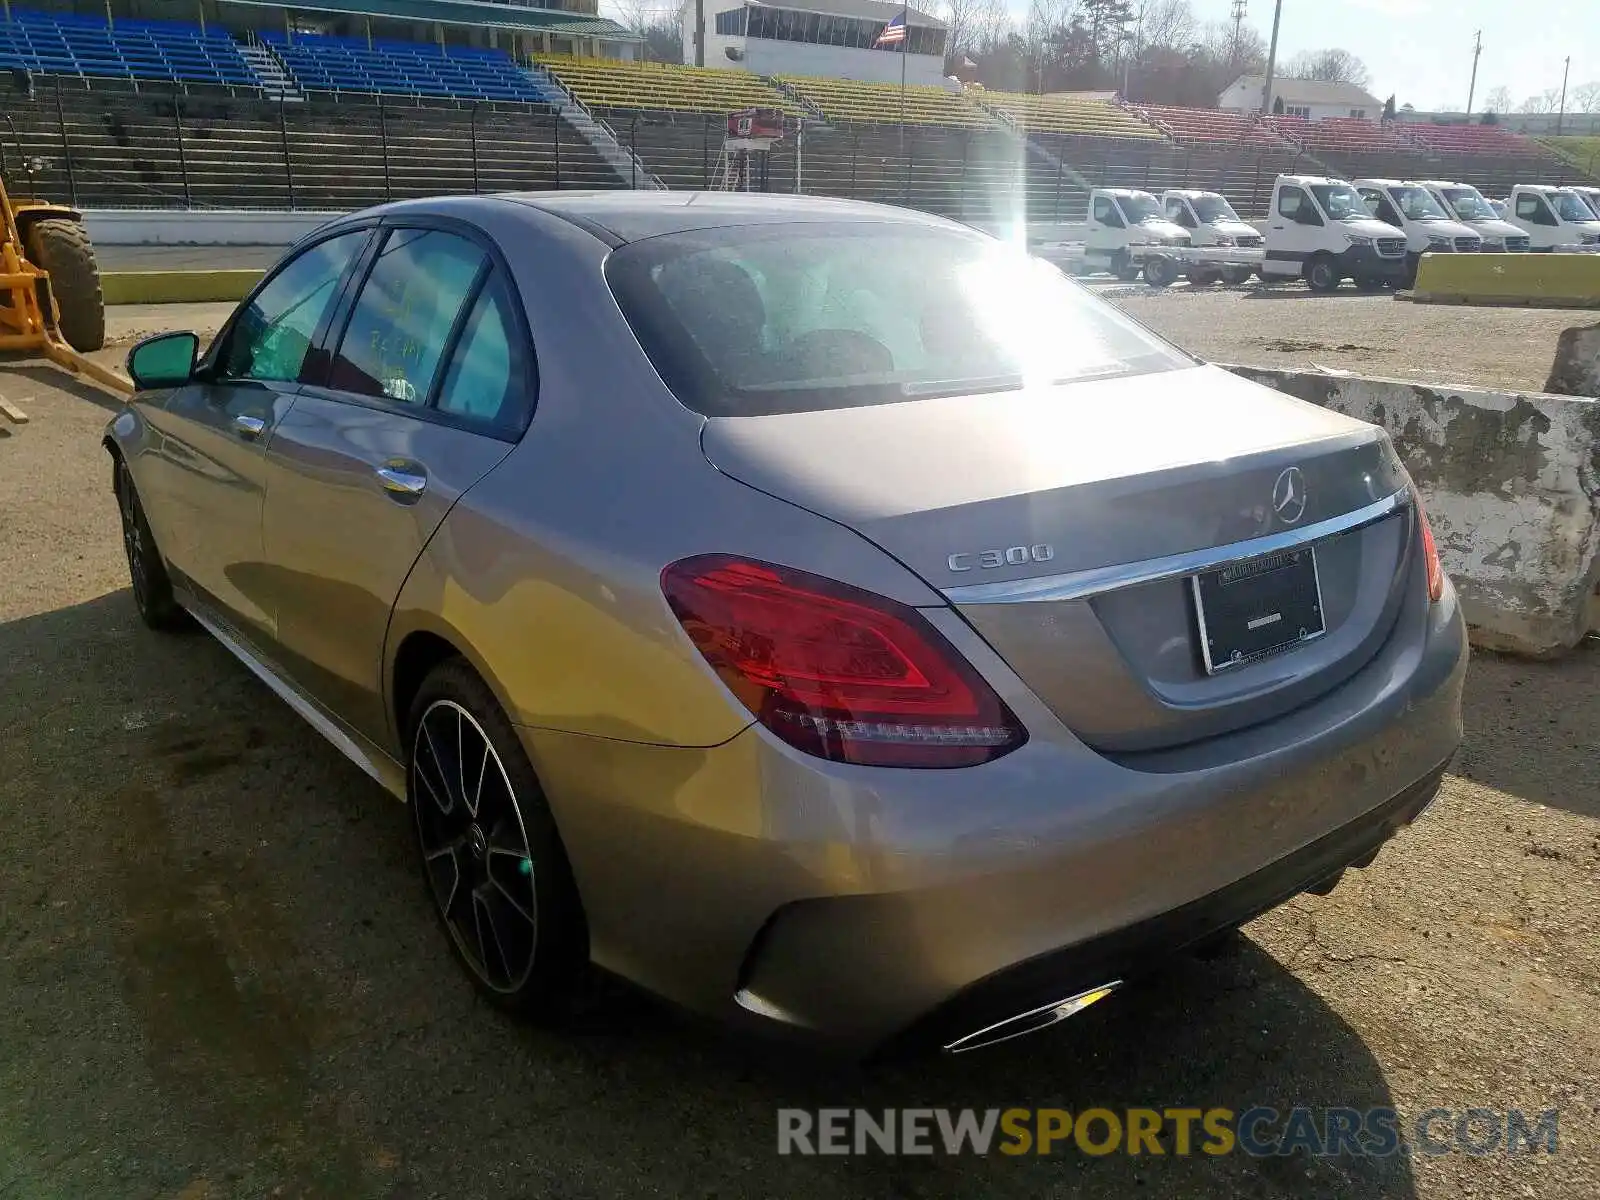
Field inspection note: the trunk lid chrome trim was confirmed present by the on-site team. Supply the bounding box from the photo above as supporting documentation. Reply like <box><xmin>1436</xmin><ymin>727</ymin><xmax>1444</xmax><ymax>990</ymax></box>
<box><xmin>942</xmin><ymin>488</ymin><xmax>1410</xmax><ymax>606</ymax></box>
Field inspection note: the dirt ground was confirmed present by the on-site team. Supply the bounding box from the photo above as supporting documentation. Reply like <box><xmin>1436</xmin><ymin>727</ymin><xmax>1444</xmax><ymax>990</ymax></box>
<box><xmin>0</xmin><ymin>308</ymin><xmax>1596</xmax><ymax>1199</ymax></box>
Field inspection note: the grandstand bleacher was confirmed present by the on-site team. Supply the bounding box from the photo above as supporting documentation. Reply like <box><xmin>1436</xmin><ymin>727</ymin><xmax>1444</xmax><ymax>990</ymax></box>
<box><xmin>969</xmin><ymin>90</ymin><xmax>1161</xmax><ymax>140</ymax></box>
<box><xmin>1130</xmin><ymin>104</ymin><xmax>1289</xmax><ymax>149</ymax></box>
<box><xmin>779</xmin><ymin>76</ymin><xmax>990</xmax><ymax>128</ymax></box>
<box><xmin>1263</xmin><ymin>115</ymin><xmax>1413</xmax><ymax>154</ymax></box>
<box><xmin>535</xmin><ymin>55</ymin><xmax>797</xmax><ymax>116</ymax></box>
<box><xmin>261</xmin><ymin>32</ymin><xmax>542</xmax><ymax>102</ymax></box>
<box><xmin>0</xmin><ymin>7</ymin><xmax>256</xmax><ymax>89</ymax></box>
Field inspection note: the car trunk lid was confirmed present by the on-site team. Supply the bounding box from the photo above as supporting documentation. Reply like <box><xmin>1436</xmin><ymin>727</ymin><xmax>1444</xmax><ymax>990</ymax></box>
<box><xmin>700</xmin><ymin>364</ymin><xmax>1416</xmax><ymax>753</ymax></box>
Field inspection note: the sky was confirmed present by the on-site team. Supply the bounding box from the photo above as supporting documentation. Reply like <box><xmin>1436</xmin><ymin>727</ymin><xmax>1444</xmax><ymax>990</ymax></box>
<box><xmin>1094</xmin><ymin>0</ymin><xmax>1598</xmax><ymax>112</ymax></box>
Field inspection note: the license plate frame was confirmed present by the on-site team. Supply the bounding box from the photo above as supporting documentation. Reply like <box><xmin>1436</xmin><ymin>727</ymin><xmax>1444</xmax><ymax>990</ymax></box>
<box><xmin>1191</xmin><ymin>545</ymin><xmax>1325</xmax><ymax>675</ymax></box>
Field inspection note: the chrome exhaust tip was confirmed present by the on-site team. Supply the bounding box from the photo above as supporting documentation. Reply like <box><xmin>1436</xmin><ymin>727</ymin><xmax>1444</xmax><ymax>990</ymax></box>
<box><xmin>942</xmin><ymin>981</ymin><xmax>1122</xmax><ymax>1054</ymax></box>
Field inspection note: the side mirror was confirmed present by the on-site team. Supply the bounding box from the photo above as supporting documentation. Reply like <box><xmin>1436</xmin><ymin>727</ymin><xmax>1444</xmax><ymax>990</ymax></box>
<box><xmin>127</xmin><ymin>331</ymin><xmax>199</xmax><ymax>391</ymax></box>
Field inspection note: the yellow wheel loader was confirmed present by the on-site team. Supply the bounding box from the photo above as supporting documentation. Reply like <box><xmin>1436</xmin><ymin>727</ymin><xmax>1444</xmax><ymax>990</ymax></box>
<box><xmin>0</xmin><ymin>116</ymin><xmax>131</xmax><ymax>400</ymax></box>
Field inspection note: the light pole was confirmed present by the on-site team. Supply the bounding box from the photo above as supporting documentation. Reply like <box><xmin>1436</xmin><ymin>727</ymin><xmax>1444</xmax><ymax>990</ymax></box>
<box><xmin>1466</xmin><ymin>29</ymin><xmax>1481</xmax><ymax>116</ymax></box>
<box><xmin>1556</xmin><ymin>55</ymin><xmax>1570</xmax><ymax>135</ymax></box>
<box><xmin>1260</xmin><ymin>0</ymin><xmax>1283</xmax><ymax>115</ymax></box>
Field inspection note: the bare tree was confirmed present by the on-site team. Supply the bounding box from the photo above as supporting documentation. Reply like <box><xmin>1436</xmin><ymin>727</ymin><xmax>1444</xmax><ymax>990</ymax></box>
<box><xmin>1133</xmin><ymin>0</ymin><xmax>1195</xmax><ymax>51</ymax></box>
<box><xmin>1282</xmin><ymin>48</ymin><xmax>1371</xmax><ymax>89</ymax></box>
<box><xmin>611</xmin><ymin>0</ymin><xmax>672</xmax><ymax>36</ymax></box>
<box><xmin>1482</xmin><ymin>85</ymin><xmax>1512</xmax><ymax>114</ymax></box>
<box><xmin>944</xmin><ymin>0</ymin><xmax>1011</xmax><ymax>60</ymax></box>
<box><xmin>1518</xmin><ymin>88</ymin><xmax>1562</xmax><ymax>114</ymax></box>
<box><xmin>1573</xmin><ymin>81</ymin><xmax>1600</xmax><ymax>113</ymax></box>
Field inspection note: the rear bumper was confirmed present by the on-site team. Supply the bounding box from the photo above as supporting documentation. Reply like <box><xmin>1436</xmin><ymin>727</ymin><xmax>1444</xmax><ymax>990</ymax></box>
<box><xmin>874</xmin><ymin>760</ymin><xmax>1448</xmax><ymax>1058</ymax></box>
<box><xmin>524</xmin><ymin>576</ymin><xmax>1467</xmax><ymax>1056</ymax></box>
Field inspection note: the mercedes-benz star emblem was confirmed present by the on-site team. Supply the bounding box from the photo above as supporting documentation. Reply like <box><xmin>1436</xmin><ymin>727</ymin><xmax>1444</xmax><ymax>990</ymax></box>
<box><xmin>1272</xmin><ymin>467</ymin><xmax>1307</xmax><ymax>525</ymax></box>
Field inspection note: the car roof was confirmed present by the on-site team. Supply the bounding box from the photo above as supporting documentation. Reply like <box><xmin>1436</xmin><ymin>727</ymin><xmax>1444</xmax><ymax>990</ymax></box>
<box><xmin>496</xmin><ymin>190</ymin><xmax>958</xmax><ymax>244</ymax></box>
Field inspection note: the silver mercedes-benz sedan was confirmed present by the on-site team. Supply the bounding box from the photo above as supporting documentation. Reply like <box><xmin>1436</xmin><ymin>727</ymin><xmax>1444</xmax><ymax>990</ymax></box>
<box><xmin>105</xmin><ymin>192</ymin><xmax>1466</xmax><ymax>1057</ymax></box>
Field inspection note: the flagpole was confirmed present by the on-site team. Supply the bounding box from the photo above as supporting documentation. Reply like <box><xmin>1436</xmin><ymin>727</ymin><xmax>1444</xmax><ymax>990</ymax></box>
<box><xmin>898</xmin><ymin>0</ymin><xmax>907</xmax><ymax>198</ymax></box>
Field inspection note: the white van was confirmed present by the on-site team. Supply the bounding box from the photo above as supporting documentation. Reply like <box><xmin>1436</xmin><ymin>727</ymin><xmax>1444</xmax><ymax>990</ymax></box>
<box><xmin>1418</xmin><ymin>181</ymin><xmax>1531</xmax><ymax>251</ymax></box>
<box><xmin>1507</xmin><ymin>185</ymin><xmax>1600</xmax><ymax>250</ymax></box>
<box><xmin>1354</xmin><ymin>179</ymin><xmax>1482</xmax><ymax>283</ymax></box>
<box><xmin>1083</xmin><ymin>188</ymin><xmax>1192</xmax><ymax>279</ymax></box>
<box><xmin>1571</xmin><ymin>185</ymin><xmax>1600</xmax><ymax>219</ymax></box>
<box><xmin>1160</xmin><ymin>189</ymin><xmax>1262</xmax><ymax>284</ymax></box>
<box><xmin>1262</xmin><ymin>175</ymin><xmax>1408</xmax><ymax>292</ymax></box>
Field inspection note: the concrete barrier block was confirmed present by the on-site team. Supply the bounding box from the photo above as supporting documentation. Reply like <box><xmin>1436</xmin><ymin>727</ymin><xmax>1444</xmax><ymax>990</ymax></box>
<box><xmin>101</xmin><ymin>269</ymin><xmax>263</xmax><ymax>305</ymax></box>
<box><xmin>1411</xmin><ymin>252</ymin><xmax>1600</xmax><ymax>308</ymax></box>
<box><xmin>1224</xmin><ymin>365</ymin><xmax>1600</xmax><ymax>658</ymax></box>
<box><xmin>1545</xmin><ymin>320</ymin><xmax>1600</xmax><ymax>397</ymax></box>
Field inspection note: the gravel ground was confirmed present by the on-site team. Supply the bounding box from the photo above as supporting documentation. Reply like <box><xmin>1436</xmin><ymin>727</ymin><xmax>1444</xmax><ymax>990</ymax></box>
<box><xmin>0</xmin><ymin>306</ymin><xmax>1596</xmax><ymax>1199</ymax></box>
<box><xmin>1107</xmin><ymin>283</ymin><xmax>1583</xmax><ymax>392</ymax></box>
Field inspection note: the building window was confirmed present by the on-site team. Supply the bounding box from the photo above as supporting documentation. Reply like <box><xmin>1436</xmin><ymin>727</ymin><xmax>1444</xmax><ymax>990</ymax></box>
<box><xmin>1285</xmin><ymin>105</ymin><xmax>1311</xmax><ymax>119</ymax></box>
<box><xmin>737</xmin><ymin>6</ymin><xmax>943</xmax><ymax>53</ymax></box>
<box><xmin>1349</xmin><ymin>108</ymin><xmax>1366</xmax><ymax>118</ymax></box>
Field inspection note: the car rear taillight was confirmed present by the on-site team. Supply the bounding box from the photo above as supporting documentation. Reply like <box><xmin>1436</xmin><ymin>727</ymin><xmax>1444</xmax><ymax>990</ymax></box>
<box><xmin>661</xmin><ymin>555</ymin><xmax>1026</xmax><ymax>768</ymax></box>
<box><xmin>1415</xmin><ymin>490</ymin><xmax>1444</xmax><ymax>603</ymax></box>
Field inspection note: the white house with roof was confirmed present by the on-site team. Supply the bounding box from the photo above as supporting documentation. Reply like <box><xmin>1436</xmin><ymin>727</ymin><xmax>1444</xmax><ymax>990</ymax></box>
<box><xmin>1219</xmin><ymin>75</ymin><xmax>1383</xmax><ymax>121</ymax></box>
<box><xmin>680</xmin><ymin>0</ymin><xmax>948</xmax><ymax>86</ymax></box>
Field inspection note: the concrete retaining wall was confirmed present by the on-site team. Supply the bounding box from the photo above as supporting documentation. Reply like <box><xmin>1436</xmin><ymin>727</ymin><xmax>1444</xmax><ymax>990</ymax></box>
<box><xmin>1225</xmin><ymin>365</ymin><xmax>1600</xmax><ymax>658</ymax></box>
<box><xmin>84</xmin><ymin>209</ymin><xmax>341</xmax><ymax>246</ymax></box>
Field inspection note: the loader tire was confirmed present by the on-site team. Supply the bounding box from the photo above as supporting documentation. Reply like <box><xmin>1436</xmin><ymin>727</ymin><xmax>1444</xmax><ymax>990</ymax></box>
<box><xmin>31</xmin><ymin>218</ymin><xmax>105</xmax><ymax>352</ymax></box>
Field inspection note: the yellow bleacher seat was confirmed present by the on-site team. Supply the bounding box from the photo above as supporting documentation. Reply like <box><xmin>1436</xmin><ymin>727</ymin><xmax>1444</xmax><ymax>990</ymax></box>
<box><xmin>972</xmin><ymin>90</ymin><xmax>1162</xmax><ymax>139</ymax></box>
<box><xmin>778</xmin><ymin>75</ymin><xmax>991</xmax><ymax>128</ymax></box>
<box><xmin>535</xmin><ymin>55</ymin><xmax>798</xmax><ymax>116</ymax></box>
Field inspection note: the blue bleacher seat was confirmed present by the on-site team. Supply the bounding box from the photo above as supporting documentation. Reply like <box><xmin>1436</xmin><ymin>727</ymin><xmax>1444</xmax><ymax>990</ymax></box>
<box><xmin>2</xmin><ymin>6</ymin><xmax>264</xmax><ymax>88</ymax></box>
<box><xmin>259</xmin><ymin>29</ymin><xmax>543</xmax><ymax>102</ymax></box>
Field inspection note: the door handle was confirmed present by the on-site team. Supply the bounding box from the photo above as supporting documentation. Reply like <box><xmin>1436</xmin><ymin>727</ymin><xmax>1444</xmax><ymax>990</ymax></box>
<box><xmin>376</xmin><ymin>464</ymin><xmax>427</xmax><ymax>500</ymax></box>
<box><xmin>233</xmin><ymin>414</ymin><xmax>267</xmax><ymax>440</ymax></box>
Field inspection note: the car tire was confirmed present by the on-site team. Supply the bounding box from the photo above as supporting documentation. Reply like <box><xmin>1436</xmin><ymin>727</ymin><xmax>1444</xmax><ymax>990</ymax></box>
<box><xmin>407</xmin><ymin>658</ymin><xmax>588</xmax><ymax>1018</ymax></box>
<box><xmin>1113</xmin><ymin>252</ymin><xmax>1142</xmax><ymax>282</ymax></box>
<box><xmin>114</xmin><ymin>456</ymin><xmax>189</xmax><ymax>632</ymax></box>
<box><xmin>1143</xmin><ymin>256</ymin><xmax>1176</xmax><ymax>287</ymax></box>
<box><xmin>1305</xmin><ymin>256</ymin><xmax>1341</xmax><ymax>293</ymax></box>
<box><xmin>1221</xmin><ymin>266</ymin><xmax>1253</xmax><ymax>285</ymax></box>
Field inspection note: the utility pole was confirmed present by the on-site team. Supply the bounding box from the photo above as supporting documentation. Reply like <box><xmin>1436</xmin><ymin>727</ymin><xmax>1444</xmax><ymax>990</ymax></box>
<box><xmin>1260</xmin><ymin>0</ymin><xmax>1282</xmax><ymax>115</ymax></box>
<box><xmin>1230</xmin><ymin>0</ymin><xmax>1247</xmax><ymax>65</ymax></box>
<box><xmin>1556</xmin><ymin>55</ymin><xmax>1570</xmax><ymax>135</ymax></box>
<box><xmin>694</xmin><ymin>0</ymin><xmax>705</xmax><ymax>66</ymax></box>
<box><xmin>1466</xmin><ymin>29</ymin><xmax>1480</xmax><ymax>116</ymax></box>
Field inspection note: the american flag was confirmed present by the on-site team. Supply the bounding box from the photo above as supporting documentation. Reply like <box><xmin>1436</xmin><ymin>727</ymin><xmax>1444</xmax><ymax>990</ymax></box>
<box><xmin>874</xmin><ymin>10</ymin><xmax>907</xmax><ymax>46</ymax></box>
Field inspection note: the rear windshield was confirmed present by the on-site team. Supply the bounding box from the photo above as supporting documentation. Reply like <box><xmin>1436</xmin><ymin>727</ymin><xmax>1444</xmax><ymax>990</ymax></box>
<box><xmin>605</xmin><ymin>222</ymin><xmax>1189</xmax><ymax>417</ymax></box>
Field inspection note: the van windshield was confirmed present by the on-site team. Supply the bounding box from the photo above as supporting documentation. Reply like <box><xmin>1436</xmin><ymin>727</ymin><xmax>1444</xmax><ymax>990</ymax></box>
<box><xmin>1190</xmin><ymin>194</ymin><xmax>1241</xmax><ymax>222</ymax></box>
<box><xmin>1390</xmin><ymin>185</ymin><xmax>1448</xmax><ymax>220</ymax></box>
<box><xmin>1552</xmin><ymin>192</ymin><xmax>1596</xmax><ymax>222</ymax></box>
<box><xmin>1309</xmin><ymin>183</ymin><xmax>1369</xmax><ymax>220</ymax></box>
<box><xmin>1441</xmin><ymin>187</ymin><xmax>1495</xmax><ymax>221</ymax></box>
<box><xmin>1116</xmin><ymin>193</ymin><xmax>1164</xmax><ymax>223</ymax></box>
<box><xmin>605</xmin><ymin>223</ymin><xmax>1191</xmax><ymax>417</ymax></box>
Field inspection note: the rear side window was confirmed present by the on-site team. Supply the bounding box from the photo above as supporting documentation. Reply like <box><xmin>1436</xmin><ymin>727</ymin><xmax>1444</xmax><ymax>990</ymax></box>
<box><xmin>435</xmin><ymin>273</ymin><xmax>517</xmax><ymax>426</ymax></box>
<box><xmin>220</xmin><ymin>230</ymin><xmax>367</xmax><ymax>382</ymax></box>
<box><xmin>328</xmin><ymin>228</ymin><xmax>486</xmax><ymax>403</ymax></box>
<box><xmin>605</xmin><ymin>223</ymin><xmax>1189</xmax><ymax>417</ymax></box>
